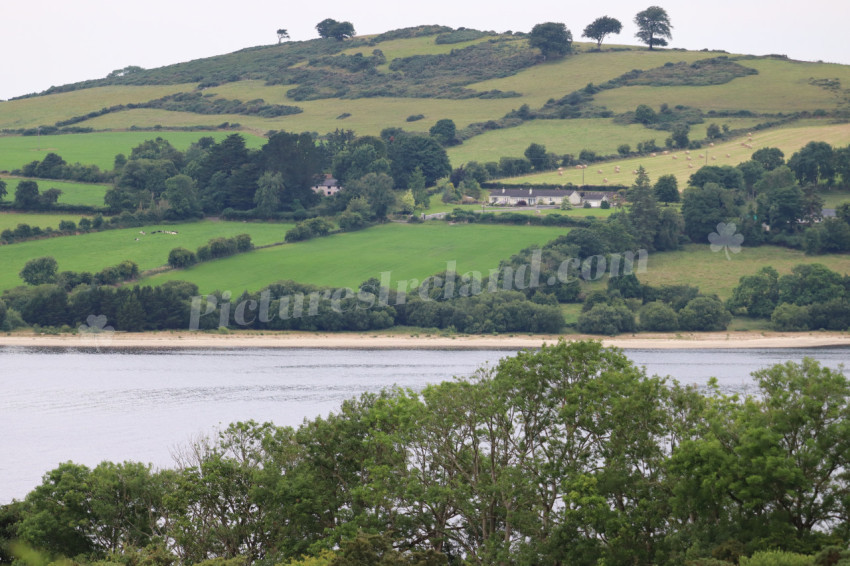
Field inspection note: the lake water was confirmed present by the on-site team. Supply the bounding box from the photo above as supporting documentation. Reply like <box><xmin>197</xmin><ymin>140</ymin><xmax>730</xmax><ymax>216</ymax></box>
<box><xmin>2</xmin><ymin>345</ymin><xmax>849</xmax><ymax>503</ymax></box>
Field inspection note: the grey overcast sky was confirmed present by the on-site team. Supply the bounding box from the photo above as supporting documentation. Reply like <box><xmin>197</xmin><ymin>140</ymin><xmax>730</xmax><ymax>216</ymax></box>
<box><xmin>2</xmin><ymin>0</ymin><xmax>848</xmax><ymax>101</ymax></box>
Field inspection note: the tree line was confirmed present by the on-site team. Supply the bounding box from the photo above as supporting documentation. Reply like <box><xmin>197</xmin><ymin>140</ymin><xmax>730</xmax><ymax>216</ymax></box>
<box><xmin>3</xmin><ymin>341</ymin><xmax>849</xmax><ymax>566</ymax></box>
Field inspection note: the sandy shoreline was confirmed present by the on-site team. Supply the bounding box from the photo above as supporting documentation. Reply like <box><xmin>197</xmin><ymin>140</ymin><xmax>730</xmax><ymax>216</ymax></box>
<box><xmin>0</xmin><ymin>331</ymin><xmax>848</xmax><ymax>350</ymax></box>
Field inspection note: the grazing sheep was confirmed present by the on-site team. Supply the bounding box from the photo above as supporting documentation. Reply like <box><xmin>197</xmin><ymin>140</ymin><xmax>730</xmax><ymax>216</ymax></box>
<box><xmin>688</xmin><ymin>164</ymin><xmax>694</xmax><ymax>168</ymax></box>
<box><xmin>651</xmin><ymin>152</ymin><xmax>657</xmax><ymax>157</ymax></box>
<box><xmin>699</xmin><ymin>154</ymin><xmax>704</xmax><ymax>158</ymax></box>
<box><xmin>709</xmin><ymin>142</ymin><xmax>715</xmax><ymax>147</ymax></box>
<box><xmin>598</xmin><ymin>169</ymin><xmax>604</xmax><ymax>174</ymax></box>
<box><xmin>632</xmin><ymin>170</ymin><xmax>638</xmax><ymax>174</ymax></box>
<box><xmin>575</xmin><ymin>165</ymin><xmax>582</xmax><ymax>169</ymax></box>
<box><xmin>663</xmin><ymin>150</ymin><xmax>669</xmax><ymax>155</ymax></box>
<box><xmin>672</xmin><ymin>155</ymin><xmax>678</xmax><ymax>159</ymax></box>
<box><xmin>603</xmin><ymin>178</ymin><xmax>609</xmax><ymax>183</ymax></box>
<box><xmin>685</xmin><ymin>150</ymin><xmax>691</xmax><ymax>155</ymax></box>
<box><xmin>686</xmin><ymin>156</ymin><xmax>692</xmax><ymax>161</ymax></box>
<box><xmin>726</xmin><ymin>153</ymin><xmax>731</xmax><ymax>157</ymax></box>
<box><xmin>711</xmin><ymin>156</ymin><xmax>717</xmax><ymax>160</ymax></box>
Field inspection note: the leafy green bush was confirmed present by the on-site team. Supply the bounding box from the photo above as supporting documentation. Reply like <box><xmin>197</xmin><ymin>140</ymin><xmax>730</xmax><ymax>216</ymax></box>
<box><xmin>577</xmin><ymin>304</ymin><xmax>636</xmax><ymax>335</ymax></box>
<box><xmin>435</xmin><ymin>28</ymin><xmax>487</xmax><ymax>44</ymax></box>
<box><xmin>739</xmin><ymin>550</ymin><xmax>814</xmax><ymax>566</ymax></box>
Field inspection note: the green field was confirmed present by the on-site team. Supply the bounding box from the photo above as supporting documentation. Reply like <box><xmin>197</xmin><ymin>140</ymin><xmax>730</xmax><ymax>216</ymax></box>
<box><xmin>142</xmin><ymin>223</ymin><xmax>567</xmax><ymax>293</ymax></box>
<box><xmin>0</xmin><ymin>212</ymin><xmax>93</xmax><ymax>231</ymax></box>
<box><xmin>0</xmin><ymin>220</ymin><xmax>292</xmax><ymax>292</ymax></box>
<box><xmin>821</xmin><ymin>191</ymin><xmax>850</xmax><ymax>208</ymax></box>
<box><xmin>502</xmin><ymin>121</ymin><xmax>850</xmax><ymax>188</ymax></box>
<box><xmin>592</xmin><ymin>58</ymin><xmax>850</xmax><ymax>115</ymax></box>
<box><xmin>2</xmin><ymin>177</ymin><xmax>108</xmax><ymax>207</ymax></box>
<box><xmin>0</xmin><ymin>131</ymin><xmax>266</xmax><ymax>172</ymax></box>
<box><xmin>78</xmin><ymin>89</ymin><xmax>526</xmax><ymax>139</ymax></box>
<box><xmin>640</xmin><ymin>244</ymin><xmax>850</xmax><ymax>300</ymax></box>
<box><xmin>0</xmin><ymin>84</ymin><xmax>195</xmax><ymax>130</ymax></box>
<box><xmin>447</xmin><ymin>117</ymin><xmax>768</xmax><ymax>165</ymax></box>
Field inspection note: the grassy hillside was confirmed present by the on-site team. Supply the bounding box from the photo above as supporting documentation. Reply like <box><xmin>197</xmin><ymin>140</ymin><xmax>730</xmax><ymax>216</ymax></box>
<box><xmin>0</xmin><ymin>212</ymin><xmax>93</xmax><ymax>232</ymax></box>
<box><xmin>142</xmin><ymin>223</ymin><xmax>566</xmax><ymax>293</ymax></box>
<box><xmin>0</xmin><ymin>130</ymin><xmax>266</xmax><ymax>171</ymax></box>
<box><xmin>641</xmin><ymin>244</ymin><xmax>850</xmax><ymax>300</ymax></box>
<box><xmin>0</xmin><ymin>220</ymin><xmax>292</xmax><ymax>292</ymax></box>
<box><xmin>500</xmin><ymin>121</ymin><xmax>850</xmax><ymax>188</ymax></box>
<box><xmin>1</xmin><ymin>178</ymin><xmax>108</xmax><ymax>207</ymax></box>
<box><xmin>2</xmin><ymin>29</ymin><xmax>848</xmax><ymax>173</ymax></box>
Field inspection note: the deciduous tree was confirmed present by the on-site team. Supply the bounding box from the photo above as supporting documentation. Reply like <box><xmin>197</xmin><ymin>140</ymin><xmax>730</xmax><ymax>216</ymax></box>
<box><xmin>582</xmin><ymin>16</ymin><xmax>623</xmax><ymax>49</ymax></box>
<box><xmin>634</xmin><ymin>6</ymin><xmax>673</xmax><ymax>49</ymax></box>
<box><xmin>20</xmin><ymin>256</ymin><xmax>58</xmax><ymax>285</ymax></box>
<box><xmin>529</xmin><ymin>22</ymin><xmax>573</xmax><ymax>59</ymax></box>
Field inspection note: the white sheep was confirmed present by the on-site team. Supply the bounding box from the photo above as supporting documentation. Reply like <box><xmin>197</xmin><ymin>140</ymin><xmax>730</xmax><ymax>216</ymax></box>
<box><xmin>598</xmin><ymin>169</ymin><xmax>604</xmax><ymax>174</ymax></box>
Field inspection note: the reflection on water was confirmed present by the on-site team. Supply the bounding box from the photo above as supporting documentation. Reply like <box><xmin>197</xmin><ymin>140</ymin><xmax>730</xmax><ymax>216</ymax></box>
<box><xmin>2</xmin><ymin>346</ymin><xmax>848</xmax><ymax>503</ymax></box>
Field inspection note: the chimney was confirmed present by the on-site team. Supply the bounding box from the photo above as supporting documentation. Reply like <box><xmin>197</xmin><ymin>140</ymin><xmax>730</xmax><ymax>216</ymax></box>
<box><xmin>529</xmin><ymin>188</ymin><xmax>533</xmax><ymax>195</ymax></box>
<box><xmin>502</xmin><ymin>188</ymin><xmax>505</xmax><ymax>193</ymax></box>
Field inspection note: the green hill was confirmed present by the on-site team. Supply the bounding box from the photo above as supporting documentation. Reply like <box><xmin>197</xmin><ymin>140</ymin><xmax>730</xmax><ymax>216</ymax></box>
<box><xmin>2</xmin><ymin>25</ymin><xmax>849</xmax><ymax>174</ymax></box>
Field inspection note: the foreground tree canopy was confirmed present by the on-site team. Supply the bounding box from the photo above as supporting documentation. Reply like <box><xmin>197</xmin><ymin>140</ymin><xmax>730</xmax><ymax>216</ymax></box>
<box><xmin>3</xmin><ymin>340</ymin><xmax>850</xmax><ymax>566</ymax></box>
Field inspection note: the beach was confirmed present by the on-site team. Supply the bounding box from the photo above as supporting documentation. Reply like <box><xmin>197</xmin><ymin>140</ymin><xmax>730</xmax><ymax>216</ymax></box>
<box><xmin>0</xmin><ymin>330</ymin><xmax>848</xmax><ymax>350</ymax></box>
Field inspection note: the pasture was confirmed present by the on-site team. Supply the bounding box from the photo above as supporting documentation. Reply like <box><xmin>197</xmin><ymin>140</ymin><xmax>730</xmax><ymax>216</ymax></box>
<box><xmin>0</xmin><ymin>212</ymin><xmax>92</xmax><ymax>232</ymax></box>
<box><xmin>592</xmin><ymin>58</ymin><xmax>850</xmax><ymax>114</ymax></box>
<box><xmin>501</xmin><ymin>121</ymin><xmax>850</xmax><ymax>188</ymax></box>
<box><xmin>78</xmin><ymin>86</ymin><xmax>526</xmax><ymax>138</ymax></box>
<box><xmin>468</xmin><ymin>45</ymin><xmax>716</xmax><ymax>108</ymax></box>
<box><xmin>142</xmin><ymin>222</ymin><xmax>567</xmax><ymax>294</ymax></box>
<box><xmin>640</xmin><ymin>244</ymin><xmax>850</xmax><ymax>300</ymax></box>
<box><xmin>0</xmin><ymin>84</ymin><xmax>195</xmax><ymax>130</ymax></box>
<box><xmin>0</xmin><ymin>131</ymin><xmax>266</xmax><ymax>172</ymax></box>
<box><xmin>2</xmin><ymin>178</ymin><xmax>108</xmax><ymax>207</ymax></box>
<box><xmin>446</xmin><ymin>117</ymin><xmax>767</xmax><ymax>165</ymax></box>
<box><xmin>0</xmin><ymin>220</ymin><xmax>292</xmax><ymax>292</ymax></box>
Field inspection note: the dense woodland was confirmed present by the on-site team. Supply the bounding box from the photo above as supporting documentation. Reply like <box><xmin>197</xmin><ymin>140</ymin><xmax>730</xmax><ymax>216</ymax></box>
<box><xmin>2</xmin><ymin>341</ymin><xmax>850</xmax><ymax>566</ymax></box>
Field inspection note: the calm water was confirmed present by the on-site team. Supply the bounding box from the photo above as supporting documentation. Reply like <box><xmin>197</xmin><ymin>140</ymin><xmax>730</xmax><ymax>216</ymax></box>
<box><xmin>2</xmin><ymin>346</ymin><xmax>849</xmax><ymax>503</ymax></box>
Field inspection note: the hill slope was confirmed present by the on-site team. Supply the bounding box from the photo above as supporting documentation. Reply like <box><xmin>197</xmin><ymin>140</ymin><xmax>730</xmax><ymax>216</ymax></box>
<box><xmin>1</xmin><ymin>25</ymin><xmax>848</xmax><ymax>172</ymax></box>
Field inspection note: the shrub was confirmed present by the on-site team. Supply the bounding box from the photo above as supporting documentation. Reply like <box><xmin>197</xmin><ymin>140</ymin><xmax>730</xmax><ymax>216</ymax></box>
<box><xmin>678</xmin><ymin>297</ymin><xmax>731</xmax><ymax>331</ymax></box>
<box><xmin>639</xmin><ymin>301</ymin><xmax>679</xmax><ymax>331</ymax></box>
<box><xmin>771</xmin><ymin>302</ymin><xmax>810</xmax><ymax>331</ymax></box>
<box><xmin>168</xmin><ymin>247</ymin><xmax>198</xmax><ymax>269</ymax></box>
<box><xmin>577</xmin><ymin>304</ymin><xmax>636</xmax><ymax>335</ymax></box>
<box><xmin>739</xmin><ymin>550</ymin><xmax>814</xmax><ymax>566</ymax></box>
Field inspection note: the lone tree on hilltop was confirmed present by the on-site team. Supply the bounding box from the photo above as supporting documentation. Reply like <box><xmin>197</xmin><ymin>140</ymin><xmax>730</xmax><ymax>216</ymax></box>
<box><xmin>276</xmin><ymin>29</ymin><xmax>289</xmax><ymax>43</ymax></box>
<box><xmin>316</xmin><ymin>18</ymin><xmax>356</xmax><ymax>41</ymax></box>
<box><xmin>582</xmin><ymin>16</ymin><xmax>623</xmax><ymax>49</ymax></box>
<box><xmin>529</xmin><ymin>22</ymin><xmax>573</xmax><ymax>60</ymax></box>
<box><xmin>634</xmin><ymin>6</ymin><xmax>672</xmax><ymax>49</ymax></box>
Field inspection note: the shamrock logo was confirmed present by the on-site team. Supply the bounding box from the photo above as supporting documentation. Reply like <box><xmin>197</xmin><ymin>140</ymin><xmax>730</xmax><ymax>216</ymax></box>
<box><xmin>708</xmin><ymin>222</ymin><xmax>744</xmax><ymax>260</ymax></box>
<box><xmin>78</xmin><ymin>314</ymin><xmax>115</xmax><ymax>349</ymax></box>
